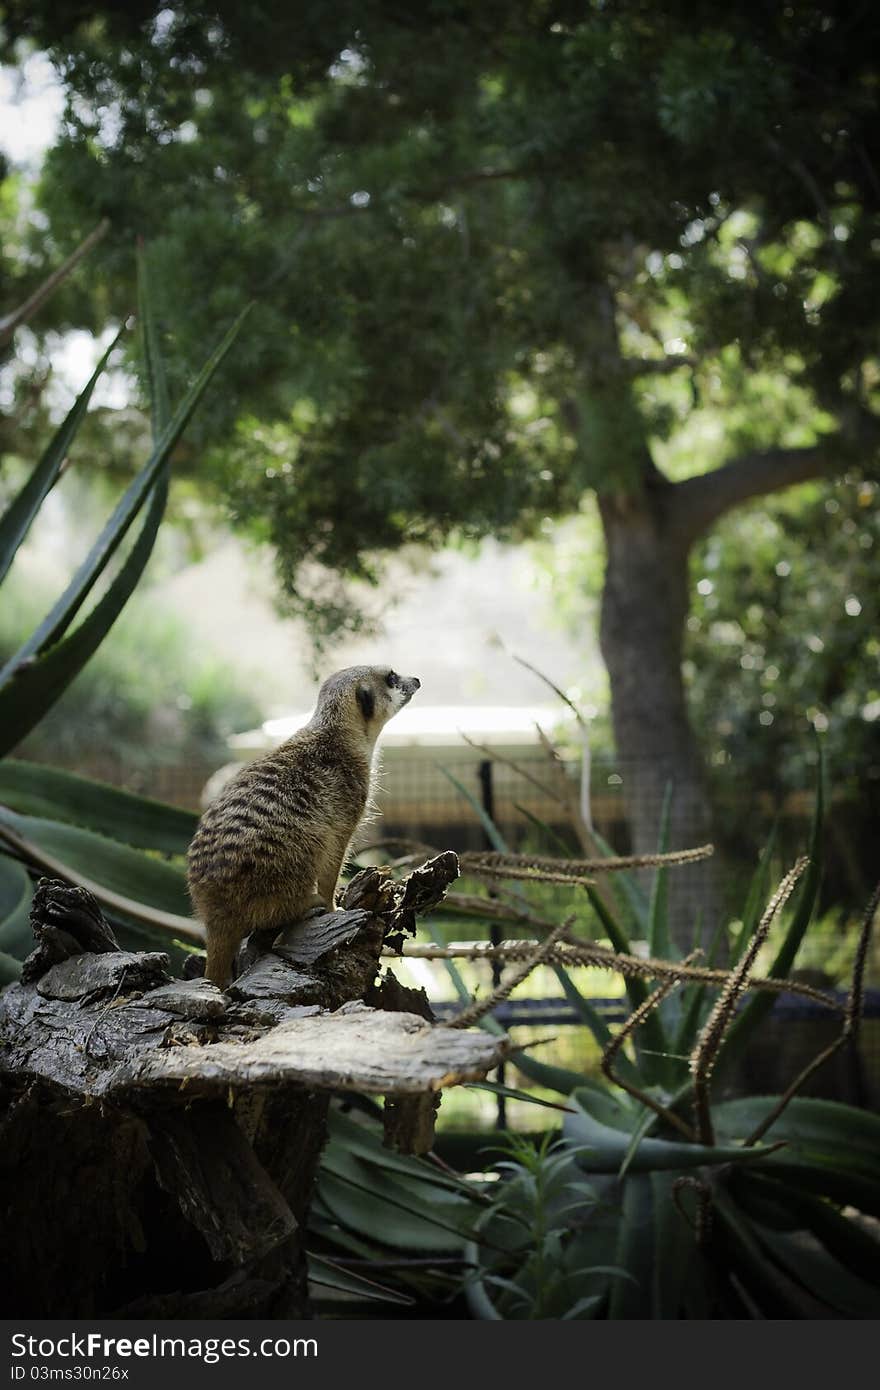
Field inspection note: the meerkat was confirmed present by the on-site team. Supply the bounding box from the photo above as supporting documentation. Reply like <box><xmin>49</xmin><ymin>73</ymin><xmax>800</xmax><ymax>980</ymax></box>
<box><xmin>187</xmin><ymin>665</ymin><xmax>420</xmax><ymax>987</ymax></box>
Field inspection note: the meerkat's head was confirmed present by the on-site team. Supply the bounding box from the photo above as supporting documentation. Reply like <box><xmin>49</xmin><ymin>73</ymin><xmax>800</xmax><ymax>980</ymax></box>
<box><xmin>316</xmin><ymin>665</ymin><xmax>421</xmax><ymax>743</ymax></box>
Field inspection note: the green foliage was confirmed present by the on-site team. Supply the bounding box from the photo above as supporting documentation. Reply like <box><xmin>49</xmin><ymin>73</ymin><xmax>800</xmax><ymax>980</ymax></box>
<box><xmin>686</xmin><ymin>477</ymin><xmax>880</xmax><ymax>799</ymax></box>
<box><xmin>304</xmin><ymin>1102</ymin><xmax>486</xmax><ymax>1310</ymax></box>
<box><xmin>464</xmin><ymin>1132</ymin><xmax>630</xmax><ymax>1320</ymax></box>
<box><xmin>0</xmin><ymin>805</ymin><xmax>191</xmax><ymax>918</ymax></box>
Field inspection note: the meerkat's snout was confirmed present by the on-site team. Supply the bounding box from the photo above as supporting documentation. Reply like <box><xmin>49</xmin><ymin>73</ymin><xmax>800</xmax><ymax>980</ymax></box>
<box><xmin>392</xmin><ymin>674</ymin><xmax>420</xmax><ymax>712</ymax></box>
<box><xmin>384</xmin><ymin>670</ymin><xmax>420</xmax><ymax>707</ymax></box>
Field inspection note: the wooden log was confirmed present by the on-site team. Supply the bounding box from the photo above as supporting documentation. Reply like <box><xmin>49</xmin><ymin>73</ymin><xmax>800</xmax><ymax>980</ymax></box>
<box><xmin>115</xmin><ymin>1001</ymin><xmax>505</xmax><ymax>1097</ymax></box>
<box><xmin>0</xmin><ymin>856</ymin><xmax>504</xmax><ymax>1317</ymax></box>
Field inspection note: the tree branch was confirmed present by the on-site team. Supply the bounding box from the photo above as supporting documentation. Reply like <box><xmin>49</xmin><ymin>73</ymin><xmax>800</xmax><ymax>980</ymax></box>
<box><xmin>672</xmin><ymin>429</ymin><xmax>874</xmax><ymax>545</ymax></box>
<box><xmin>0</xmin><ymin>220</ymin><xmax>110</xmax><ymax>349</ymax></box>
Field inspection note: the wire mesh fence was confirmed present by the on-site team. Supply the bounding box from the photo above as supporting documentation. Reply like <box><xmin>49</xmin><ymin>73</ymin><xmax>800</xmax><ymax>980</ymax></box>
<box><xmin>14</xmin><ymin>741</ymin><xmax>878</xmax><ymax>1118</ymax></box>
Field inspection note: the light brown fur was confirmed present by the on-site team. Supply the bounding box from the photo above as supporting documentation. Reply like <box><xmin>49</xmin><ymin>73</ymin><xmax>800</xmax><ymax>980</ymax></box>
<box><xmin>187</xmin><ymin>665</ymin><xmax>420</xmax><ymax>986</ymax></box>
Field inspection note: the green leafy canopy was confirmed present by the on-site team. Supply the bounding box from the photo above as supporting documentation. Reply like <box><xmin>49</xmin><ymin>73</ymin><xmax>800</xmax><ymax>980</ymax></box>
<box><xmin>5</xmin><ymin>0</ymin><xmax>878</xmax><ymax>633</ymax></box>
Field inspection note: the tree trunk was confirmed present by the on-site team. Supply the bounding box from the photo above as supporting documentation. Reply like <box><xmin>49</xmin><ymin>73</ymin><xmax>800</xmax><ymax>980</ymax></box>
<box><xmin>598</xmin><ymin>485</ymin><xmax>721</xmax><ymax>948</ymax></box>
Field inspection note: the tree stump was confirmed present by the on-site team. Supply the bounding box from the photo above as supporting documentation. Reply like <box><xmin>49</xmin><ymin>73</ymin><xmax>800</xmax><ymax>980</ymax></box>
<box><xmin>0</xmin><ymin>854</ymin><xmax>506</xmax><ymax>1318</ymax></box>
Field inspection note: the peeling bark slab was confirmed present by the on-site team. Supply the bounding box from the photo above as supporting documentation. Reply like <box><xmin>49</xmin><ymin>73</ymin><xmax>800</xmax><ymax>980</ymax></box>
<box><xmin>21</xmin><ymin>879</ymin><xmax>120</xmax><ymax>983</ymax></box>
<box><xmin>225</xmin><ymin>1000</ymin><xmax>322</xmax><ymax>1030</ymax></box>
<box><xmin>273</xmin><ymin>909</ymin><xmax>372</xmax><ymax>966</ymax></box>
<box><xmin>136</xmin><ymin>978</ymin><xmax>227</xmax><ymax>1021</ymax></box>
<box><xmin>366</xmin><ymin>968</ymin><xmax>434</xmax><ymax>1021</ymax></box>
<box><xmin>339</xmin><ymin>867</ymin><xmax>398</xmax><ymax>914</ymax></box>
<box><xmin>395</xmin><ymin>851</ymin><xmax>460</xmax><ymax>920</ymax></box>
<box><xmin>115</xmin><ymin>1274</ymin><xmax>279</xmax><ymax>1320</ymax></box>
<box><xmin>116</xmin><ymin>1002</ymin><xmax>507</xmax><ymax>1097</ymax></box>
<box><xmin>36</xmin><ymin>950</ymin><xmax>170</xmax><ymax>1001</ymax></box>
<box><xmin>227</xmin><ymin>954</ymin><xmax>322</xmax><ymax>1004</ymax></box>
<box><xmin>340</xmin><ymin>854</ymin><xmax>461</xmax><ymax>953</ymax></box>
<box><xmin>0</xmin><ymin>988</ymin><xmax>183</xmax><ymax>1093</ymax></box>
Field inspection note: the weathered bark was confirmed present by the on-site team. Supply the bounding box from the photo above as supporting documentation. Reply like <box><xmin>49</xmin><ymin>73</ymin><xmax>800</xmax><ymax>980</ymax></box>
<box><xmin>598</xmin><ymin>482</ymin><xmax>721</xmax><ymax>947</ymax></box>
<box><xmin>0</xmin><ymin>857</ymin><xmax>506</xmax><ymax>1319</ymax></box>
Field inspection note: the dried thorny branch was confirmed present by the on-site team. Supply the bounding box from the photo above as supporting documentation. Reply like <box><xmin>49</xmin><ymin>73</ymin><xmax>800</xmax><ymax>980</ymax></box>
<box><xmin>600</xmin><ymin>961</ymin><xmax>701</xmax><ymax>1141</ymax></box>
<box><xmin>467</xmin><ymin>865</ymin><xmax>598</xmax><ymax>887</ymax></box>
<box><xmin>447</xmin><ymin>917</ymin><xmax>575</xmax><ymax>1030</ymax></box>
<box><xmin>440</xmin><ymin>889</ymin><xmax>556</xmax><ymax>929</ymax></box>
<box><xmin>744</xmin><ymin>876</ymin><xmax>880</xmax><ymax>1146</ymax></box>
<box><xmin>689</xmin><ymin>856</ymin><xmax>810</xmax><ymax>1146</ymax></box>
<box><xmin>383</xmin><ymin>938</ymin><xmax>842</xmax><ymax>1012</ymax></box>
<box><xmin>459</xmin><ymin>845</ymin><xmax>714</xmax><ymax>884</ymax></box>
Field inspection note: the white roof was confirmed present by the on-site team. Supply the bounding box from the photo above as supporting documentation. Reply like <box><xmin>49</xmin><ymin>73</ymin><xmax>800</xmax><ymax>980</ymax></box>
<box><xmin>229</xmin><ymin>702</ymin><xmax>573</xmax><ymax>751</ymax></box>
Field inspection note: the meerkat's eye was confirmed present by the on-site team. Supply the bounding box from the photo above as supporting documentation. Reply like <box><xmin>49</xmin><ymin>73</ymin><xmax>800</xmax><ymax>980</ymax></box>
<box><xmin>386</xmin><ymin>671</ymin><xmax>399</xmax><ymax>688</ymax></box>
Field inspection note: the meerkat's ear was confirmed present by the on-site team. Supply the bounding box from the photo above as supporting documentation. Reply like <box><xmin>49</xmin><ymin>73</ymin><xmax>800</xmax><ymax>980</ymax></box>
<box><xmin>356</xmin><ymin>684</ymin><xmax>375</xmax><ymax>721</ymax></box>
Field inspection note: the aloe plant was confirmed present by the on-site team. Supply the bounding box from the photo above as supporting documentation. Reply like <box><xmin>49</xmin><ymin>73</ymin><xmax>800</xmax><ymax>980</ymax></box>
<box><xmin>464</xmin><ymin>1086</ymin><xmax>880</xmax><ymax>1319</ymax></box>
<box><xmin>0</xmin><ymin>245</ymin><xmax>248</xmax><ymax>977</ymax></box>
<box><xmin>441</xmin><ymin>752</ymin><xmax>880</xmax><ymax>1318</ymax></box>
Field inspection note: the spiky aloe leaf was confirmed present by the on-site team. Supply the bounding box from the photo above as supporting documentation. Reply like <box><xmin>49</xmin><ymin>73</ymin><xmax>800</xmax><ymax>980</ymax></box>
<box><xmin>709</xmin><ymin>1188</ymin><xmax>811</xmax><ymax>1317</ymax></box>
<box><xmin>647</xmin><ymin>781</ymin><xmax>673</xmax><ymax>961</ymax></box>
<box><xmin>0</xmin><ymin>302</ymin><xmax>250</xmax><ymax>686</ymax></box>
<box><xmin>318</xmin><ymin>1143</ymin><xmax>479</xmax><ymax>1252</ymax></box>
<box><xmin>0</xmin><ymin>221</ymin><xmax>109</xmax><ymax>350</ymax></box>
<box><xmin>0</xmin><ymin>806</ymin><xmax>192</xmax><ymax>926</ymax></box>
<box><xmin>465</xmin><ymin>1080</ymin><xmax>576</xmax><ymax>1112</ymax></box>
<box><xmin>564</xmin><ymin>1098</ymin><xmax>781</xmax><ymax>1174</ymax></box>
<box><xmin>607</xmin><ymin>1174</ymin><xmax>653</xmax><ymax>1318</ymax></box>
<box><xmin>714</xmin><ymin>1095</ymin><xmax>880</xmax><ymax>1185</ymax></box>
<box><xmin>648</xmin><ymin>1170</ymin><xmax>697</xmax><ymax>1317</ymax></box>
<box><xmin>439</xmin><ymin>765</ymin><xmax>510</xmax><ymax>853</ymax></box>
<box><xmin>0</xmin><ymin>761</ymin><xmax>196</xmax><ymax>855</ymax></box>
<box><xmin>0</xmin><ymin>851</ymin><xmax>33</xmax><ymax>957</ymax></box>
<box><xmin>0</xmin><ymin>473</ymin><xmax>168</xmax><ymax>755</ymax></box>
<box><xmin>730</xmin><ymin>1169</ymin><xmax>880</xmax><ymax>1288</ymax></box>
<box><xmin>327</xmin><ymin>1108</ymin><xmax>477</xmax><ymax>1196</ymax></box>
<box><xmin>508</xmin><ymin>1050</ymin><xmax>589</xmax><ymax>1097</ymax></box>
<box><xmin>306</xmin><ymin>1253</ymin><xmax>414</xmax><ymax>1307</ymax></box>
<box><xmin>0</xmin><ymin>327</ymin><xmax>126</xmax><ymax>586</ymax></box>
